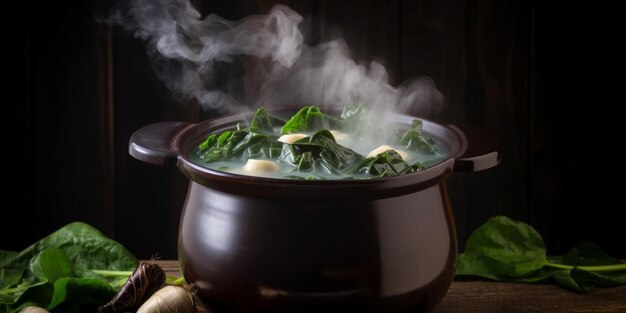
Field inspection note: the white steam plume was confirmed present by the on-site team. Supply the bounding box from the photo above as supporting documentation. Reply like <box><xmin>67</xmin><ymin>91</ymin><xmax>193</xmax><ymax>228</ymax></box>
<box><xmin>110</xmin><ymin>0</ymin><xmax>443</xmax><ymax>115</ymax></box>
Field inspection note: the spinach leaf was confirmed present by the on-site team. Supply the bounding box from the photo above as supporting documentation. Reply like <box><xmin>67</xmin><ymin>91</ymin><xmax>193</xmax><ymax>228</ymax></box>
<box><xmin>280</xmin><ymin>106</ymin><xmax>334</xmax><ymax>134</ymax></box>
<box><xmin>559</xmin><ymin>241</ymin><xmax>621</xmax><ymax>266</ymax></box>
<box><xmin>0</xmin><ymin>251</ymin><xmax>17</xmax><ymax>262</ymax></box>
<box><xmin>352</xmin><ymin>150</ymin><xmax>423</xmax><ymax>177</ymax></box>
<box><xmin>288</xmin><ymin>130</ymin><xmax>362</xmax><ymax>175</ymax></box>
<box><xmin>199</xmin><ymin>130</ymin><xmax>239</xmax><ymax>162</ymax></box>
<box><xmin>456</xmin><ymin>216</ymin><xmax>626</xmax><ymax>293</ymax></box>
<box><xmin>397</xmin><ymin>119</ymin><xmax>437</xmax><ymax>153</ymax></box>
<box><xmin>0</xmin><ymin>268</ymin><xmax>22</xmax><ymax>291</ymax></box>
<box><xmin>200</xmin><ymin>130</ymin><xmax>282</xmax><ymax>163</ymax></box>
<box><xmin>553</xmin><ymin>268</ymin><xmax>626</xmax><ymax>293</ymax></box>
<box><xmin>0</xmin><ymin>268</ymin><xmax>26</xmax><ymax>305</ymax></box>
<box><xmin>233</xmin><ymin>132</ymin><xmax>283</xmax><ymax>161</ymax></box>
<box><xmin>340</xmin><ymin>103</ymin><xmax>366</xmax><ymax>120</ymax></box>
<box><xmin>249</xmin><ymin>107</ymin><xmax>282</xmax><ymax>135</ymax></box>
<box><xmin>47</xmin><ymin>278</ymin><xmax>116</xmax><ymax>312</ymax></box>
<box><xmin>338</xmin><ymin>103</ymin><xmax>367</xmax><ymax>132</ymax></box>
<box><xmin>30</xmin><ymin>248</ymin><xmax>77</xmax><ymax>284</ymax></box>
<box><xmin>0</xmin><ymin>222</ymin><xmax>137</xmax><ymax>276</ymax></box>
<box><xmin>456</xmin><ymin>216</ymin><xmax>548</xmax><ymax>277</ymax></box>
<box><xmin>0</xmin><ymin>222</ymin><xmax>138</xmax><ymax>311</ymax></box>
<box><xmin>196</xmin><ymin>105</ymin><xmax>444</xmax><ymax>179</ymax></box>
<box><xmin>294</xmin><ymin>151</ymin><xmax>315</xmax><ymax>173</ymax></box>
<box><xmin>2</xmin><ymin>281</ymin><xmax>52</xmax><ymax>312</ymax></box>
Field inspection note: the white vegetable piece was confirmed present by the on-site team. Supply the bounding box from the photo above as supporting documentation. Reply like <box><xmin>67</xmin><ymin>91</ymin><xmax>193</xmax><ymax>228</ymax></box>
<box><xmin>243</xmin><ymin>159</ymin><xmax>280</xmax><ymax>173</ymax></box>
<box><xmin>20</xmin><ymin>307</ymin><xmax>49</xmax><ymax>313</ymax></box>
<box><xmin>366</xmin><ymin>145</ymin><xmax>409</xmax><ymax>160</ymax></box>
<box><xmin>329</xmin><ymin>130</ymin><xmax>349</xmax><ymax>142</ymax></box>
<box><xmin>137</xmin><ymin>286</ymin><xmax>196</xmax><ymax>313</ymax></box>
<box><xmin>277</xmin><ymin>133</ymin><xmax>308</xmax><ymax>144</ymax></box>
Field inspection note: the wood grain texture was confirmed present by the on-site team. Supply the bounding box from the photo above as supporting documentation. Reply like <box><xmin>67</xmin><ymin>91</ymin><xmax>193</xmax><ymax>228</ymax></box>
<box><xmin>436</xmin><ymin>281</ymin><xmax>626</xmax><ymax>313</ymax></box>
<box><xmin>156</xmin><ymin>260</ymin><xmax>626</xmax><ymax>313</ymax></box>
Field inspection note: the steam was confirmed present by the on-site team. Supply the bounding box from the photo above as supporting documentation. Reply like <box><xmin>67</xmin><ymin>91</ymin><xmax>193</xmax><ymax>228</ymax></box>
<box><xmin>110</xmin><ymin>0</ymin><xmax>443</xmax><ymax>115</ymax></box>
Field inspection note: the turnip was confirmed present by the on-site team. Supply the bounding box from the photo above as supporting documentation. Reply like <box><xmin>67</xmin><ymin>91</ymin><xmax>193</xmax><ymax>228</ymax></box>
<box><xmin>137</xmin><ymin>285</ymin><xmax>197</xmax><ymax>313</ymax></box>
<box><xmin>19</xmin><ymin>307</ymin><xmax>49</xmax><ymax>313</ymax></box>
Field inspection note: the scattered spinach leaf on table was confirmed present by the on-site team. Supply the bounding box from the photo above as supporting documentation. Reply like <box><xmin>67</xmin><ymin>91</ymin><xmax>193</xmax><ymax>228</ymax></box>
<box><xmin>456</xmin><ymin>216</ymin><xmax>626</xmax><ymax>293</ymax></box>
<box><xmin>0</xmin><ymin>222</ymin><xmax>138</xmax><ymax>313</ymax></box>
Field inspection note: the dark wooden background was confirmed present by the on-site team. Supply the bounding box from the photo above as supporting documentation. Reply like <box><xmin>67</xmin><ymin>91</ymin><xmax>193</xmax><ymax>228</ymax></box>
<box><xmin>4</xmin><ymin>0</ymin><xmax>623</xmax><ymax>259</ymax></box>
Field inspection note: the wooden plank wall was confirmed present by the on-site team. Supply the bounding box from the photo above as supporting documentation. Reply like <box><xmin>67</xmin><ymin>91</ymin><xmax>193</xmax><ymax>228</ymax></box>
<box><xmin>4</xmin><ymin>0</ymin><xmax>622</xmax><ymax>259</ymax></box>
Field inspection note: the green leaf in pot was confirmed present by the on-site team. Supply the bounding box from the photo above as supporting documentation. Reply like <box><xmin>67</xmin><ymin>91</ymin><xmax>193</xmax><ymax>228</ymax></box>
<box><xmin>338</xmin><ymin>102</ymin><xmax>367</xmax><ymax>132</ymax></box>
<box><xmin>295</xmin><ymin>151</ymin><xmax>315</xmax><ymax>173</ymax></box>
<box><xmin>280</xmin><ymin>106</ymin><xmax>335</xmax><ymax>135</ymax></box>
<box><xmin>249</xmin><ymin>107</ymin><xmax>283</xmax><ymax>135</ymax></box>
<box><xmin>289</xmin><ymin>130</ymin><xmax>363</xmax><ymax>175</ymax></box>
<box><xmin>397</xmin><ymin>119</ymin><xmax>438</xmax><ymax>154</ymax></box>
<box><xmin>194</xmin><ymin>105</ymin><xmax>450</xmax><ymax>179</ymax></box>
<box><xmin>352</xmin><ymin>150</ymin><xmax>423</xmax><ymax>178</ymax></box>
<box><xmin>200</xmin><ymin>130</ymin><xmax>282</xmax><ymax>163</ymax></box>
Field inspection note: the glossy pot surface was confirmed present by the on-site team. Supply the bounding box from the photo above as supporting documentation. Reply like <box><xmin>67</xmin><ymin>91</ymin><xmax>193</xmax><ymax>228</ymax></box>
<box><xmin>129</xmin><ymin>110</ymin><xmax>500</xmax><ymax>313</ymax></box>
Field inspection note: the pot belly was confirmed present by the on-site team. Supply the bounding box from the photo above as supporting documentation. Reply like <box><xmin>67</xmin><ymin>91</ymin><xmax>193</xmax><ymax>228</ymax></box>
<box><xmin>178</xmin><ymin>182</ymin><xmax>455</xmax><ymax>313</ymax></box>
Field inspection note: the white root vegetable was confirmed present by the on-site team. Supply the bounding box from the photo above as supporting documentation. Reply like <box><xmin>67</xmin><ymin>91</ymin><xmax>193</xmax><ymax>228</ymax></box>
<box><xmin>329</xmin><ymin>130</ymin><xmax>348</xmax><ymax>142</ymax></box>
<box><xmin>277</xmin><ymin>133</ymin><xmax>308</xmax><ymax>144</ymax></box>
<box><xmin>19</xmin><ymin>307</ymin><xmax>49</xmax><ymax>313</ymax></box>
<box><xmin>367</xmin><ymin>145</ymin><xmax>409</xmax><ymax>160</ymax></box>
<box><xmin>137</xmin><ymin>285</ymin><xmax>196</xmax><ymax>313</ymax></box>
<box><xmin>243</xmin><ymin>159</ymin><xmax>279</xmax><ymax>173</ymax></box>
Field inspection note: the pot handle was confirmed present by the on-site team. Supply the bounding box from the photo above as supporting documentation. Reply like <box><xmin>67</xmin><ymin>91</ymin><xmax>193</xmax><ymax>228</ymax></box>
<box><xmin>129</xmin><ymin>122</ymin><xmax>193</xmax><ymax>166</ymax></box>
<box><xmin>448</xmin><ymin>125</ymin><xmax>502</xmax><ymax>172</ymax></box>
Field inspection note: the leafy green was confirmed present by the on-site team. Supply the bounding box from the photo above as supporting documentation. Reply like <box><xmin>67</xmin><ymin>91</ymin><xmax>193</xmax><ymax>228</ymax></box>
<box><xmin>338</xmin><ymin>103</ymin><xmax>367</xmax><ymax>132</ymax></box>
<box><xmin>47</xmin><ymin>278</ymin><xmax>116</xmax><ymax>311</ymax></box>
<box><xmin>0</xmin><ymin>251</ymin><xmax>17</xmax><ymax>262</ymax></box>
<box><xmin>559</xmin><ymin>241</ymin><xmax>622</xmax><ymax>266</ymax></box>
<box><xmin>0</xmin><ymin>222</ymin><xmax>138</xmax><ymax>312</ymax></box>
<box><xmin>30</xmin><ymin>248</ymin><xmax>76</xmax><ymax>284</ymax></box>
<box><xmin>340</xmin><ymin>103</ymin><xmax>366</xmax><ymax>120</ymax></box>
<box><xmin>199</xmin><ymin>130</ymin><xmax>282</xmax><ymax>163</ymax></box>
<box><xmin>398</xmin><ymin>119</ymin><xmax>437</xmax><ymax>153</ymax></box>
<box><xmin>0</xmin><ymin>222</ymin><xmax>137</xmax><ymax>275</ymax></box>
<box><xmin>456</xmin><ymin>216</ymin><xmax>626</xmax><ymax>293</ymax></box>
<box><xmin>456</xmin><ymin>216</ymin><xmax>547</xmax><ymax>277</ymax></box>
<box><xmin>196</xmin><ymin>104</ymin><xmax>440</xmax><ymax>179</ymax></box>
<box><xmin>249</xmin><ymin>107</ymin><xmax>282</xmax><ymax>135</ymax></box>
<box><xmin>352</xmin><ymin>150</ymin><xmax>423</xmax><ymax>177</ymax></box>
<box><xmin>294</xmin><ymin>151</ymin><xmax>315</xmax><ymax>173</ymax></box>
<box><xmin>287</xmin><ymin>130</ymin><xmax>362</xmax><ymax>175</ymax></box>
<box><xmin>0</xmin><ymin>269</ymin><xmax>22</xmax><ymax>290</ymax></box>
<box><xmin>280</xmin><ymin>106</ymin><xmax>334</xmax><ymax>135</ymax></box>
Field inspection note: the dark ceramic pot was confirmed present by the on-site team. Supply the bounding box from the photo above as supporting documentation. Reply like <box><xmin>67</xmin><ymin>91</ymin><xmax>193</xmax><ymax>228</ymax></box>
<box><xmin>129</xmin><ymin>110</ymin><xmax>500</xmax><ymax>313</ymax></box>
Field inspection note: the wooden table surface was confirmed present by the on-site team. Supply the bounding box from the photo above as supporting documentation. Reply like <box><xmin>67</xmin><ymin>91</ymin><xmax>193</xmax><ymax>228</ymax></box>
<box><xmin>157</xmin><ymin>261</ymin><xmax>626</xmax><ymax>313</ymax></box>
